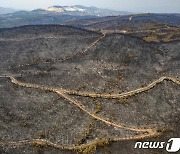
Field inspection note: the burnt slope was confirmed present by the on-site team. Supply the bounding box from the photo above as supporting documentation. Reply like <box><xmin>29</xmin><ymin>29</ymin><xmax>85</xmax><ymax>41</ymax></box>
<box><xmin>0</xmin><ymin>25</ymin><xmax>100</xmax><ymax>69</ymax></box>
<box><xmin>66</xmin><ymin>14</ymin><xmax>180</xmax><ymax>29</ymax></box>
<box><xmin>66</xmin><ymin>14</ymin><xmax>180</xmax><ymax>43</ymax></box>
<box><xmin>0</xmin><ymin>25</ymin><xmax>179</xmax><ymax>154</ymax></box>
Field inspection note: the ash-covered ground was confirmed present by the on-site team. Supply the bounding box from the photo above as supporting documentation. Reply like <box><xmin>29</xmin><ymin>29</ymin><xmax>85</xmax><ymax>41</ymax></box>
<box><xmin>0</xmin><ymin>25</ymin><xmax>179</xmax><ymax>154</ymax></box>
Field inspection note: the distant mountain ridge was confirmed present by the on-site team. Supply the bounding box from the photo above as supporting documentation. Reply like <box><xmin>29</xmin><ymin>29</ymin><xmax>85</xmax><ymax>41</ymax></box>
<box><xmin>0</xmin><ymin>7</ymin><xmax>17</xmax><ymax>15</ymax></box>
<box><xmin>1</xmin><ymin>5</ymin><xmax>179</xmax><ymax>30</ymax></box>
<box><xmin>0</xmin><ymin>5</ymin><xmax>131</xmax><ymax>28</ymax></box>
<box><xmin>34</xmin><ymin>5</ymin><xmax>131</xmax><ymax>16</ymax></box>
<box><xmin>45</xmin><ymin>6</ymin><xmax>85</xmax><ymax>13</ymax></box>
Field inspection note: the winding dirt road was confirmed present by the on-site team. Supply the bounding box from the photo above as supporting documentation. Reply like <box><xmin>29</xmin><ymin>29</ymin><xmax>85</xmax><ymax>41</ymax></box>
<box><xmin>5</xmin><ymin>75</ymin><xmax>180</xmax><ymax>99</ymax></box>
<box><xmin>13</xmin><ymin>32</ymin><xmax>106</xmax><ymax>69</ymax></box>
<box><xmin>0</xmin><ymin>75</ymin><xmax>179</xmax><ymax>151</ymax></box>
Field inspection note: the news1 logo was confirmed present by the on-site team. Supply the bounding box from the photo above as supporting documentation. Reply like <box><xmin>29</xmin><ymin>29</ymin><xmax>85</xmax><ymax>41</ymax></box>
<box><xmin>134</xmin><ymin>138</ymin><xmax>180</xmax><ymax>152</ymax></box>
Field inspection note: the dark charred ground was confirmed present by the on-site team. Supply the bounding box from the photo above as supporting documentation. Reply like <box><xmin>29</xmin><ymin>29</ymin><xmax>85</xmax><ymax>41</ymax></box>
<box><xmin>66</xmin><ymin>13</ymin><xmax>180</xmax><ymax>43</ymax></box>
<box><xmin>0</xmin><ymin>25</ymin><xmax>179</xmax><ymax>154</ymax></box>
<box><xmin>65</xmin><ymin>13</ymin><xmax>180</xmax><ymax>28</ymax></box>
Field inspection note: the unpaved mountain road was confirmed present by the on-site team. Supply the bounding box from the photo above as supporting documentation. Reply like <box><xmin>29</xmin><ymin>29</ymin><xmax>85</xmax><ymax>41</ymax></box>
<box><xmin>0</xmin><ymin>75</ymin><xmax>179</xmax><ymax>151</ymax></box>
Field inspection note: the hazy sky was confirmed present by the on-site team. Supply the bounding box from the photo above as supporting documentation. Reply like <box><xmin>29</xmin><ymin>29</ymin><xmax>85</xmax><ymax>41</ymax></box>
<box><xmin>0</xmin><ymin>0</ymin><xmax>180</xmax><ymax>13</ymax></box>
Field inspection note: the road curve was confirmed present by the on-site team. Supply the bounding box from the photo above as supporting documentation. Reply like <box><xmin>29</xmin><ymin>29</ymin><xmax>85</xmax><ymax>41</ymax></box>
<box><xmin>0</xmin><ymin>75</ymin><xmax>178</xmax><ymax>152</ymax></box>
